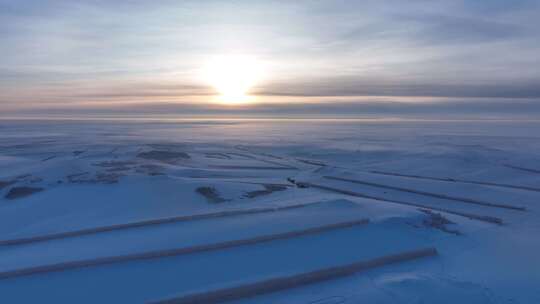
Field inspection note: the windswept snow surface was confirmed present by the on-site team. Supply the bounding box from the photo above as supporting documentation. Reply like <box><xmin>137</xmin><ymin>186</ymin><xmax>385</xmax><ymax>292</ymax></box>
<box><xmin>0</xmin><ymin>118</ymin><xmax>539</xmax><ymax>303</ymax></box>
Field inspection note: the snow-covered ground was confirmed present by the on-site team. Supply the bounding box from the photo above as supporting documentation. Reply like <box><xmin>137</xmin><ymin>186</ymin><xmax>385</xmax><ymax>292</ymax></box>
<box><xmin>0</xmin><ymin>118</ymin><xmax>539</xmax><ymax>303</ymax></box>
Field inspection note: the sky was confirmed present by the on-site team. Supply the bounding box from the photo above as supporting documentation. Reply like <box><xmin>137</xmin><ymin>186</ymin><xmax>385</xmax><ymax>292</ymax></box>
<box><xmin>1</xmin><ymin>0</ymin><xmax>540</xmax><ymax>118</ymax></box>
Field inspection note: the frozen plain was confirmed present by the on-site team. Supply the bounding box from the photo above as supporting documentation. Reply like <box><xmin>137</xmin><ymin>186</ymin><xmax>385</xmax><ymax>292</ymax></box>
<box><xmin>0</xmin><ymin>118</ymin><xmax>539</xmax><ymax>303</ymax></box>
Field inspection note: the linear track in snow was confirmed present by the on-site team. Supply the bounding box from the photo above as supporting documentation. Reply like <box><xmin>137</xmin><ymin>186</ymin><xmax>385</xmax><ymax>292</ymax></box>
<box><xmin>0</xmin><ymin>202</ymin><xmax>320</xmax><ymax>247</ymax></box>
<box><xmin>368</xmin><ymin>170</ymin><xmax>540</xmax><ymax>193</ymax></box>
<box><xmin>503</xmin><ymin>164</ymin><xmax>540</xmax><ymax>175</ymax></box>
<box><xmin>0</xmin><ymin>218</ymin><xmax>370</xmax><ymax>280</ymax></box>
<box><xmin>150</xmin><ymin>247</ymin><xmax>438</xmax><ymax>304</ymax></box>
<box><xmin>324</xmin><ymin>176</ymin><xmax>526</xmax><ymax>211</ymax></box>
<box><xmin>301</xmin><ymin>182</ymin><xmax>503</xmax><ymax>225</ymax></box>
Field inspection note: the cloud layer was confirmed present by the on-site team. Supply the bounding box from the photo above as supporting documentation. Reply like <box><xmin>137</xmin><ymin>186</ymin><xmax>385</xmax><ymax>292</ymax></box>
<box><xmin>1</xmin><ymin>0</ymin><xmax>539</xmax><ymax>116</ymax></box>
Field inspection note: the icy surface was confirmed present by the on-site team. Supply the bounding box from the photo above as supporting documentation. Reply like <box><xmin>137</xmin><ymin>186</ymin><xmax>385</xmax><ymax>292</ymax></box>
<box><xmin>0</xmin><ymin>119</ymin><xmax>539</xmax><ymax>303</ymax></box>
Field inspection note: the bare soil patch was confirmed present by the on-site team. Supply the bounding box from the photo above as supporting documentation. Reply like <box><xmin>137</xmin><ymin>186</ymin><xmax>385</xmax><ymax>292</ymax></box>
<box><xmin>196</xmin><ymin>186</ymin><xmax>228</xmax><ymax>203</ymax></box>
<box><xmin>244</xmin><ymin>184</ymin><xmax>288</xmax><ymax>198</ymax></box>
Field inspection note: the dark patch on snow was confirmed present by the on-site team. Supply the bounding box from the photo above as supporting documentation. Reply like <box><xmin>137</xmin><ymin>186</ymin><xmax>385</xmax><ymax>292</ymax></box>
<box><xmin>244</xmin><ymin>184</ymin><xmax>288</xmax><ymax>198</ymax></box>
<box><xmin>28</xmin><ymin>176</ymin><xmax>43</xmax><ymax>183</ymax></box>
<box><xmin>67</xmin><ymin>172</ymin><xmax>121</xmax><ymax>184</ymax></box>
<box><xmin>5</xmin><ymin>186</ymin><xmax>44</xmax><ymax>199</ymax></box>
<box><xmin>308</xmin><ymin>296</ymin><xmax>347</xmax><ymax>304</ymax></box>
<box><xmin>0</xmin><ymin>180</ymin><xmax>15</xmax><ymax>190</ymax></box>
<box><xmin>504</xmin><ymin>164</ymin><xmax>540</xmax><ymax>174</ymax></box>
<box><xmin>16</xmin><ymin>174</ymin><xmax>31</xmax><ymax>180</ymax></box>
<box><xmin>137</xmin><ymin>150</ymin><xmax>190</xmax><ymax>162</ymax></box>
<box><xmin>148</xmin><ymin>172</ymin><xmax>166</xmax><ymax>176</ymax></box>
<box><xmin>297</xmin><ymin>159</ymin><xmax>327</xmax><ymax>167</ymax></box>
<box><xmin>73</xmin><ymin>150</ymin><xmax>86</xmax><ymax>156</ymax></box>
<box><xmin>196</xmin><ymin>186</ymin><xmax>228</xmax><ymax>203</ymax></box>
<box><xmin>95</xmin><ymin>173</ymin><xmax>122</xmax><ymax>184</ymax></box>
<box><xmin>41</xmin><ymin>155</ymin><xmax>56</xmax><ymax>162</ymax></box>
<box><xmin>258</xmin><ymin>152</ymin><xmax>284</xmax><ymax>160</ymax></box>
<box><xmin>418</xmin><ymin>209</ymin><xmax>461</xmax><ymax>235</ymax></box>
<box><xmin>93</xmin><ymin>160</ymin><xmax>135</xmax><ymax>172</ymax></box>
<box><xmin>67</xmin><ymin>172</ymin><xmax>90</xmax><ymax>181</ymax></box>
<box><xmin>135</xmin><ymin>164</ymin><xmax>165</xmax><ymax>176</ymax></box>
<box><xmin>288</xmin><ymin>178</ymin><xmax>308</xmax><ymax>188</ymax></box>
<box><xmin>205</xmin><ymin>153</ymin><xmax>232</xmax><ymax>160</ymax></box>
<box><xmin>12</xmin><ymin>174</ymin><xmax>42</xmax><ymax>184</ymax></box>
<box><xmin>226</xmin><ymin>152</ymin><xmax>257</xmax><ymax>160</ymax></box>
<box><xmin>106</xmin><ymin>166</ymin><xmax>131</xmax><ymax>172</ymax></box>
<box><xmin>93</xmin><ymin>161</ymin><xmax>135</xmax><ymax>168</ymax></box>
<box><xmin>213</xmin><ymin>165</ymin><xmax>295</xmax><ymax>170</ymax></box>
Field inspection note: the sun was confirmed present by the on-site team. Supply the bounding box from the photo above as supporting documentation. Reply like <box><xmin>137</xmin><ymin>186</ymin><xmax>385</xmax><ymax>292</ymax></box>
<box><xmin>203</xmin><ymin>55</ymin><xmax>263</xmax><ymax>105</ymax></box>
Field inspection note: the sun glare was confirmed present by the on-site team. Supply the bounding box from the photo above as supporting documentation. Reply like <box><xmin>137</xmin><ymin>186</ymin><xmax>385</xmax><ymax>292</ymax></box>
<box><xmin>203</xmin><ymin>55</ymin><xmax>263</xmax><ymax>105</ymax></box>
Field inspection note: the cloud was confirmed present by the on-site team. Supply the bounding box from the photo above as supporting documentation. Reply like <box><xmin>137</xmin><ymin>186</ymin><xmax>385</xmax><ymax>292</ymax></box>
<box><xmin>257</xmin><ymin>80</ymin><xmax>540</xmax><ymax>99</ymax></box>
<box><xmin>4</xmin><ymin>98</ymin><xmax>540</xmax><ymax>120</ymax></box>
<box><xmin>400</xmin><ymin>15</ymin><xmax>525</xmax><ymax>45</ymax></box>
<box><xmin>1</xmin><ymin>0</ymin><xmax>539</xmax><ymax>113</ymax></box>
